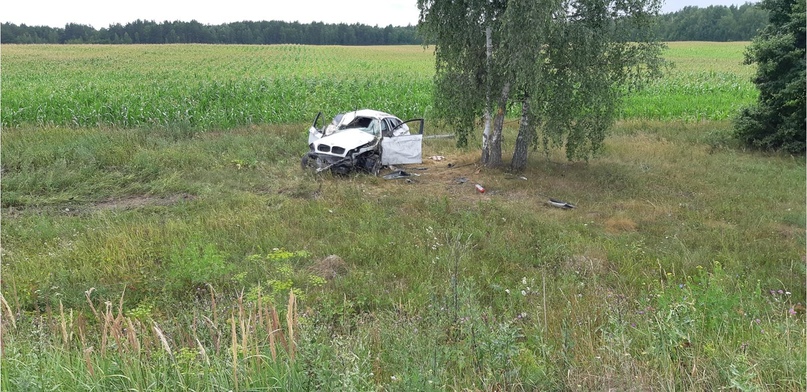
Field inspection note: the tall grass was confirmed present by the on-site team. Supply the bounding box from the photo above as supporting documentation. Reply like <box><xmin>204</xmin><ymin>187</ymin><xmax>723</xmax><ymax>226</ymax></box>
<box><xmin>2</xmin><ymin>119</ymin><xmax>804</xmax><ymax>390</ymax></box>
<box><xmin>2</xmin><ymin>43</ymin><xmax>755</xmax><ymax>129</ymax></box>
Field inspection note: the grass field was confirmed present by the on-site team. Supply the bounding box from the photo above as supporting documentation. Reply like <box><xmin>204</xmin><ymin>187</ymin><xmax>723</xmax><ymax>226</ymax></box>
<box><xmin>1</xmin><ymin>43</ymin><xmax>804</xmax><ymax>391</ymax></box>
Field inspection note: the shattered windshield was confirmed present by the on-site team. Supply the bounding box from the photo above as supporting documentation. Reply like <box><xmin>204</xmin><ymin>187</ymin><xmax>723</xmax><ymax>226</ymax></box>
<box><xmin>339</xmin><ymin>116</ymin><xmax>380</xmax><ymax>136</ymax></box>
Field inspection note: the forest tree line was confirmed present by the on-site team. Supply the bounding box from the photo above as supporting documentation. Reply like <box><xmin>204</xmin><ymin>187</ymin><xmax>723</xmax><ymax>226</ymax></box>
<box><xmin>1</xmin><ymin>3</ymin><xmax>767</xmax><ymax>45</ymax></box>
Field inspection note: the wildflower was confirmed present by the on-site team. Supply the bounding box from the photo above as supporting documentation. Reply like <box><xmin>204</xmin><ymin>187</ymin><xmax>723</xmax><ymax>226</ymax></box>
<box><xmin>778</xmin><ymin>289</ymin><xmax>784</xmax><ymax>294</ymax></box>
<box><xmin>521</xmin><ymin>290</ymin><xmax>527</xmax><ymax>296</ymax></box>
<box><xmin>505</xmin><ymin>289</ymin><xmax>510</xmax><ymax>295</ymax></box>
<box><xmin>522</xmin><ymin>277</ymin><xmax>527</xmax><ymax>285</ymax></box>
<box><xmin>789</xmin><ymin>308</ymin><xmax>797</xmax><ymax>316</ymax></box>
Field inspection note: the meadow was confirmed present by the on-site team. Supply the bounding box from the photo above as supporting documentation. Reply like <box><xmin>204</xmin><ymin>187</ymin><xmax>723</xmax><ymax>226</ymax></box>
<box><xmin>1</xmin><ymin>42</ymin><xmax>804</xmax><ymax>391</ymax></box>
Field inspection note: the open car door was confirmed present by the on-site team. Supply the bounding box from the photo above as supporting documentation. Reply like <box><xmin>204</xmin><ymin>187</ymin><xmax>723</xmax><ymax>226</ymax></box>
<box><xmin>308</xmin><ymin>112</ymin><xmax>323</xmax><ymax>145</ymax></box>
<box><xmin>381</xmin><ymin>119</ymin><xmax>424</xmax><ymax>165</ymax></box>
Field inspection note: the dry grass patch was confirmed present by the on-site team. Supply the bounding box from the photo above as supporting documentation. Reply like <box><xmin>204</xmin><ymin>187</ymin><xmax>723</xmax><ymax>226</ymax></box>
<box><xmin>604</xmin><ymin>217</ymin><xmax>639</xmax><ymax>233</ymax></box>
<box><xmin>770</xmin><ymin>222</ymin><xmax>805</xmax><ymax>241</ymax></box>
<box><xmin>308</xmin><ymin>254</ymin><xmax>350</xmax><ymax>281</ymax></box>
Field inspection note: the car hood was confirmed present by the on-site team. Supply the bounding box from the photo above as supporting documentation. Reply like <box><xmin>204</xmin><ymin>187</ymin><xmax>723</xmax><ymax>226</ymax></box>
<box><xmin>312</xmin><ymin>128</ymin><xmax>376</xmax><ymax>155</ymax></box>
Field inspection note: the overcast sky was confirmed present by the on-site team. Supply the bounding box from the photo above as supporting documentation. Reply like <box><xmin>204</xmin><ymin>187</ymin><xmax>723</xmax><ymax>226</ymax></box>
<box><xmin>3</xmin><ymin>0</ymin><xmax>757</xmax><ymax>29</ymax></box>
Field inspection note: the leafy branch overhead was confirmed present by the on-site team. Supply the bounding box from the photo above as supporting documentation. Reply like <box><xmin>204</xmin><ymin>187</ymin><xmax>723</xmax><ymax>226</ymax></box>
<box><xmin>418</xmin><ymin>0</ymin><xmax>666</xmax><ymax>167</ymax></box>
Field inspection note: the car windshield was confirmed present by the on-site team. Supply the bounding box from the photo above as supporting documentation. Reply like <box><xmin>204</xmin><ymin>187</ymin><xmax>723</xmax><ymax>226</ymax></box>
<box><xmin>339</xmin><ymin>116</ymin><xmax>380</xmax><ymax>135</ymax></box>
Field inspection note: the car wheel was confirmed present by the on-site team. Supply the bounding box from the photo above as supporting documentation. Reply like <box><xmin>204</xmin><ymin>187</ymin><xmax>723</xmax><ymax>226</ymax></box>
<box><xmin>301</xmin><ymin>153</ymin><xmax>320</xmax><ymax>171</ymax></box>
<box><xmin>370</xmin><ymin>158</ymin><xmax>381</xmax><ymax>176</ymax></box>
<box><xmin>300</xmin><ymin>153</ymin><xmax>310</xmax><ymax>170</ymax></box>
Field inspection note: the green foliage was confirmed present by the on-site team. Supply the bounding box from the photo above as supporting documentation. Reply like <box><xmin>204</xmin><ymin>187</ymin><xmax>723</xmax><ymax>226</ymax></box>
<box><xmin>0</xmin><ymin>20</ymin><xmax>423</xmax><ymax>45</ymax></box>
<box><xmin>734</xmin><ymin>0</ymin><xmax>806</xmax><ymax>154</ymax></box>
<box><xmin>655</xmin><ymin>4</ymin><xmax>769</xmax><ymax>41</ymax></box>
<box><xmin>1</xmin><ymin>43</ymin><xmax>757</xmax><ymax>133</ymax></box>
<box><xmin>1</xmin><ymin>45</ymin><xmax>434</xmax><ymax>129</ymax></box>
<box><xmin>419</xmin><ymin>0</ymin><xmax>666</xmax><ymax>163</ymax></box>
<box><xmin>164</xmin><ymin>241</ymin><xmax>233</xmax><ymax>298</ymax></box>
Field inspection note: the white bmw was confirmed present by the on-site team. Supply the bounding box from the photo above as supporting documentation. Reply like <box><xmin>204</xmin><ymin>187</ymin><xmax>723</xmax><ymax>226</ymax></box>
<box><xmin>302</xmin><ymin>109</ymin><xmax>424</xmax><ymax>175</ymax></box>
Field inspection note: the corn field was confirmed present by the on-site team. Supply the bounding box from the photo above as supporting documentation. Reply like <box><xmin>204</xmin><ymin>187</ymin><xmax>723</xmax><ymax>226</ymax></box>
<box><xmin>1</xmin><ymin>42</ymin><xmax>756</xmax><ymax>130</ymax></box>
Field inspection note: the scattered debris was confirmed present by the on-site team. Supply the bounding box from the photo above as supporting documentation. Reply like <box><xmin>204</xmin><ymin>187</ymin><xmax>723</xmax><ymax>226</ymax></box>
<box><xmin>505</xmin><ymin>174</ymin><xmax>528</xmax><ymax>180</ymax></box>
<box><xmin>548</xmin><ymin>198</ymin><xmax>575</xmax><ymax>209</ymax></box>
<box><xmin>454</xmin><ymin>177</ymin><xmax>468</xmax><ymax>184</ymax></box>
<box><xmin>383</xmin><ymin>170</ymin><xmax>420</xmax><ymax>180</ymax></box>
<box><xmin>475</xmin><ymin>184</ymin><xmax>486</xmax><ymax>193</ymax></box>
<box><xmin>430</xmin><ymin>155</ymin><xmax>445</xmax><ymax>161</ymax></box>
<box><xmin>423</xmin><ymin>134</ymin><xmax>455</xmax><ymax>139</ymax></box>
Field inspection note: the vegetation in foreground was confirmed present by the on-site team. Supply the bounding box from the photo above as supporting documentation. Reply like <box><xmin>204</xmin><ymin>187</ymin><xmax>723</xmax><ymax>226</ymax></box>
<box><xmin>1</xmin><ymin>42</ymin><xmax>803</xmax><ymax>390</ymax></box>
<box><xmin>2</xmin><ymin>119</ymin><xmax>804</xmax><ymax>390</ymax></box>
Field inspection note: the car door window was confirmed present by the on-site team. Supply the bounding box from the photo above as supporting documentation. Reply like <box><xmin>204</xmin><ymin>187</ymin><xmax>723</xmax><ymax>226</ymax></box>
<box><xmin>380</xmin><ymin>119</ymin><xmax>391</xmax><ymax>137</ymax></box>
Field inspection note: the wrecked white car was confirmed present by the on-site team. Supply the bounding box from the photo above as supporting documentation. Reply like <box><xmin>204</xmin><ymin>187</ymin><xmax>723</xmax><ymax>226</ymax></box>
<box><xmin>301</xmin><ymin>109</ymin><xmax>425</xmax><ymax>175</ymax></box>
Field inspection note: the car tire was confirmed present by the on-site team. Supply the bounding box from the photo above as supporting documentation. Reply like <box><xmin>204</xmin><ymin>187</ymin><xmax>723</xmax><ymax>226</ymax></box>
<box><xmin>300</xmin><ymin>153</ymin><xmax>310</xmax><ymax>170</ymax></box>
<box><xmin>301</xmin><ymin>153</ymin><xmax>320</xmax><ymax>171</ymax></box>
<box><xmin>370</xmin><ymin>158</ymin><xmax>381</xmax><ymax>176</ymax></box>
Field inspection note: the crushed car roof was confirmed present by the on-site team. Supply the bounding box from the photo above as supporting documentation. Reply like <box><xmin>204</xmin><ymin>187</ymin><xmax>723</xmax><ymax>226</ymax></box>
<box><xmin>338</xmin><ymin>109</ymin><xmax>396</xmax><ymax>123</ymax></box>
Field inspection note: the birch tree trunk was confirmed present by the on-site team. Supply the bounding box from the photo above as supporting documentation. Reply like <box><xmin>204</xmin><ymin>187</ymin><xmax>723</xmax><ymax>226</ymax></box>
<box><xmin>485</xmin><ymin>82</ymin><xmax>510</xmax><ymax>168</ymax></box>
<box><xmin>510</xmin><ymin>99</ymin><xmax>531</xmax><ymax>172</ymax></box>
<box><xmin>481</xmin><ymin>26</ymin><xmax>493</xmax><ymax>164</ymax></box>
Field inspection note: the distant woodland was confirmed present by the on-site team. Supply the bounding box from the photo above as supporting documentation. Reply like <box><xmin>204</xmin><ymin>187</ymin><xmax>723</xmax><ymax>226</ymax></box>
<box><xmin>1</xmin><ymin>4</ymin><xmax>767</xmax><ymax>44</ymax></box>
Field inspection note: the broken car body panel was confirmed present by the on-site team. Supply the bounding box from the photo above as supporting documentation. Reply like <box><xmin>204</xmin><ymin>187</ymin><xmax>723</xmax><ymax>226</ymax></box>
<box><xmin>313</xmin><ymin>129</ymin><xmax>376</xmax><ymax>158</ymax></box>
<box><xmin>381</xmin><ymin>133</ymin><xmax>423</xmax><ymax>165</ymax></box>
<box><xmin>303</xmin><ymin>109</ymin><xmax>424</xmax><ymax>174</ymax></box>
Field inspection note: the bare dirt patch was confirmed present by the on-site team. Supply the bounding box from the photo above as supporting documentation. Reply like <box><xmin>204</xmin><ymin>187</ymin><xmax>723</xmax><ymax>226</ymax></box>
<box><xmin>93</xmin><ymin>193</ymin><xmax>196</xmax><ymax>211</ymax></box>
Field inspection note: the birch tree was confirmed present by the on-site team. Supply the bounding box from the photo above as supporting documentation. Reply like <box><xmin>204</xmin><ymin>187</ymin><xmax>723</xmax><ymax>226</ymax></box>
<box><xmin>418</xmin><ymin>0</ymin><xmax>665</xmax><ymax>168</ymax></box>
